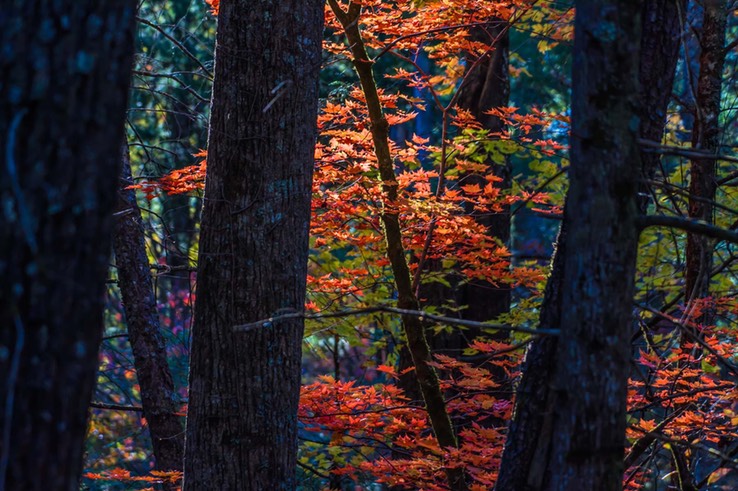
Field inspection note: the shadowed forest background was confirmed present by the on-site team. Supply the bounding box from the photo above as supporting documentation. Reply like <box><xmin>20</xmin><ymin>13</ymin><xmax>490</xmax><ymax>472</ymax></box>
<box><xmin>5</xmin><ymin>0</ymin><xmax>738</xmax><ymax>490</ymax></box>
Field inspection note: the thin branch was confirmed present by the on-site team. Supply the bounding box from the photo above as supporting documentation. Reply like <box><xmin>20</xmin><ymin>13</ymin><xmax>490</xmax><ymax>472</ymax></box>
<box><xmin>669</xmin><ymin>442</ymin><xmax>698</xmax><ymax>491</ymax></box>
<box><xmin>695</xmin><ymin>444</ymin><xmax>738</xmax><ymax>488</ymax></box>
<box><xmin>149</xmin><ymin>264</ymin><xmax>197</xmax><ymax>273</ymax></box>
<box><xmin>297</xmin><ymin>461</ymin><xmax>331</xmax><ymax>480</ymax></box>
<box><xmin>232</xmin><ymin>306</ymin><xmax>559</xmax><ymax>336</ymax></box>
<box><xmin>132</xmin><ymin>70</ymin><xmax>209</xmax><ymax>103</ymax></box>
<box><xmin>638</xmin><ymin>215</ymin><xmax>738</xmax><ymax>244</ymax></box>
<box><xmin>717</xmin><ymin>169</ymin><xmax>738</xmax><ymax>186</ymax></box>
<box><xmin>511</xmin><ymin>167</ymin><xmax>568</xmax><ymax>216</ymax></box>
<box><xmin>624</xmin><ymin>407</ymin><xmax>685</xmax><ymax>469</ymax></box>
<box><xmin>102</xmin><ymin>333</ymin><xmax>129</xmax><ymax>342</ymax></box>
<box><xmin>90</xmin><ymin>402</ymin><xmax>144</xmax><ymax>412</ymax></box>
<box><xmin>628</xmin><ymin>426</ymin><xmax>738</xmax><ymax>471</ymax></box>
<box><xmin>628</xmin><ymin>383</ymin><xmax>734</xmax><ymax>413</ymax></box>
<box><xmin>644</xmin><ymin>179</ymin><xmax>738</xmax><ymax>217</ymax></box>
<box><xmin>639</xmin><ymin>138</ymin><xmax>738</xmax><ymax>165</ymax></box>
<box><xmin>374</xmin><ymin>22</ymin><xmax>504</xmax><ymax>60</ymax></box>
<box><xmin>136</xmin><ymin>17</ymin><xmax>213</xmax><ymax>79</ymax></box>
<box><xmin>636</xmin><ymin>303</ymin><xmax>738</xmax><ymax>378</ymax></box>
<box><xmin>301</xmin><ymin>405</ymin><xmax>421</xmax><ymax>419</ymax></box>
<box><xmin>723</xmin><ymin>35</ymin><xmax>738</xmax><ymax>54</ymax></box>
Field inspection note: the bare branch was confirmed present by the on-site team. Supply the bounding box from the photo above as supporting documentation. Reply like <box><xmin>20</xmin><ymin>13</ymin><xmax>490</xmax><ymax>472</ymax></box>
<box><xmin>137</xmin><ymin>17</ymin><xmax>213</xmax><ymax>79</ymax></box>
<box><xmin>636</xmin><ymin>303</ymin><xmax>738</xmax><ymax>378</ymax></box>
<box><xmin>628</xmin><ymin>425</ymin><xmax>738</xmax><ymax>471</ymax></box>
<box><xmin>639</xmin><ymin>138</ymin><xmax>738</xmax><ymax>166</ymax></box>
<box><xmin>638</xmin><ymin>215</ymin><xmax>738</xmax><ymax>244</ymax></box>
<box><xmin>232</xmin><ymin>306</ymin><xmax>559</xmax><ymax>336</ymax></box>
<box><xmin>90</xmin><ymin>402</ymin><xmax>143</xmax><ymax>412</ymax></box>
<box><xmin>297</xmin><ymin>461</ymin><xmax>330</xmax><ymax>480</ymax></box>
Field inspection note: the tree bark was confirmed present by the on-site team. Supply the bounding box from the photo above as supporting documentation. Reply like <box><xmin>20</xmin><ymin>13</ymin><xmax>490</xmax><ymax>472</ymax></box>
<box><xmin>113</xmin><ymin>147</ymin><xmax>184</xmax><ymax>477</ymax></box>
<box><xmin>496</xmin><ymin>3</ymin><xmax>684</xmax><ymax>489</ymax></box>
<box><xmin>543</xmin><ymin>3</ymin><xmax>642</xmax><ymax>486</ymax></box>
<box><xmin>639</xmin><ymin>0</ymin><xmax>688</xmax><ymax>214</ymax></box>
<box><xmin>685</xmin><ymin>0</ymin><xmax>727</xmax><ymax>324</ymax></box>
<box><xmin>182</xmin><ymin>0</ymin><xmax>323</xmax><ymax>489</ymax></box>
<box><xmin>494</xmin><ymin>224</ymin><xmax>567</xmax><ymax>491</ymax></box>
<box><xmin>0</xmin><ymin>2</ymin><xmax>137</xmax><ymax>490</ymax></box>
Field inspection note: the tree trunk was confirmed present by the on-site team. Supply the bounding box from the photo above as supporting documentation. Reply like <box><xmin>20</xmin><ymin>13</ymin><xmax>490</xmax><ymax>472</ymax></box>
<box><xmin>414</xmin><ymin>18</ymin><xmax>511</xmax><ymax>434</ymax></box>
<box><xmin>182</xmin><ymin>0</ymin><xmax>323</xmax><ymax>489</ymax></box>
<box><xmin>542</xmin><ymin>3</ymin><xmax>642</xmax><ymax>486</ymax></box>
<box><xmin>113</xmin><ymin>146</ymin><xmax>184</xmax><ymax>476</ymax></box>
<box><xmin>0</xmin><ymin>2</ymin><xmax>137</xmax><ymax>490</ymax></box>
<box><xmin>639</xmin><ymin>0</ymin><xmax>688</xmax><ymax>214</ymax></box>
<box><xmin>496</xmin><ymin>3</ymin><xmax>683</xmax><ymax>489</ymax></box>
<box><xmin>456</xmin><ymin>19</ymin><xmax>511</xmax><ymax>326</ymax></box>
<box><xmin>494</xmin><ymin>224</ymin><xmax>567</xmax><ymax>491</ymax></box>
<box><xmin>424</xmin><ymin>19</ymin><xmax>511</xmax><ymax>349</ymax></box>
<box><xmin>685</xmin><ymin>0</ymin><xmax>727</xmax><ymax>324</ymax></box>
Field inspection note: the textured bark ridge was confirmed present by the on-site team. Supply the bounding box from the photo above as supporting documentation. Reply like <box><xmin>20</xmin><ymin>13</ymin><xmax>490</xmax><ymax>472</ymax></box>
<box><xmin>113</xmin><ymin>147</ymin><xmax>184</xmax><ymax>478</ymax></box>
<box><xmin>685</xmin><ymin>0</ymin><xmax>727</xmax><ymax>325</ymax></box>
<box><xmin>0</xmin><ymin>2</ymin><xmax>137</xmax><ymax>490</ymax></box>
<box><xmin>639</xmin><ymin>0</ymin><xmax>687</xmax><ymax>214</ymax></box>
<box><xmin>182</xmin><ymin>1</ymin><xmax>323</xmax><ymax>489</ymax></box>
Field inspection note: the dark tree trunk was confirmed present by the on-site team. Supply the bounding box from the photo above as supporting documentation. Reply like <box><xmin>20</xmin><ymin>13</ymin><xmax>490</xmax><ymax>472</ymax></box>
<box><xmin>182</xmin><ymin>0</ymin><xmax>323</xmax><ymax>489</ymax></box>
<box><xmin>542</xmin><ymin>3</ymin><xmax>642</xmax><ymax>487</ymax></box>
<box><xmin>456</xmin><ymin>20</ymin><xmax>511</xmax><ymax>326</ymax></box>
<box><xmin>685</xmin><ymin>0</ymin><xmax>727</xmax><ymax>323</ymax></box>
<box><xmin>408</xmin><ymin>21</ymin><xmax>511</xmax><ymax>408</ymax></box>
<box><xmin>496</xmin><ymin>3</ymin><xmax>684</xmax><ymax>489</ymax></box>
<box><xmin>639</xmin><ymin>0</ymin><xmax>688</xmax><ymax>214</ymax></box>
<box><xmin>113</xmin><ymin>147</ymin><xmax>184</xmax><ymax>476</ymax></box>
<box><xmin>428</xmin><ymin>19</ymin><xmax>511</xmax><ymax>338</ymax></box>
<box><xmin>494</xmin><ymin>224</ymin><xmax>567</xmax><ymax>491</ymax></box>
<box><xmin>414</xmin><ymin>19</ymin><xmax>511</xmax><ymax>433</ymax></box>
<box><xmin>0</xmin><ymin>2</ymin><xmax>137</xmax><ymax>490</ymax></box>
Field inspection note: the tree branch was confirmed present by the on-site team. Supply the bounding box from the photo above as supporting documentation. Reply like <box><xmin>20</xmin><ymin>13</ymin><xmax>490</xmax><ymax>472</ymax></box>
<box><xmin>297</xmin><ymin>461</ymin><xmax>330</xmax><ymax>480</ymax></box>
<box><xmin>624</xmin><ymin>407</ymin><xmax>685</xmax><ymax>469</ymax></box>
<box><xmin>628</xmin><ymin>426</ymin><xmax>738</xmax><ymax>471</ymax></box>
<box><xmin>90</xmin><ymin>402</ymin><xmax>143</xmax><ymax>412</ymax></box>
<box><xmin>232</xmin><ymin>306</ymin><xmax>559</xmax><ymax>337</ymax></box>
<box><xmin>136</xmin><ymin>17</ymin><xmax>213</xmax><ymax>79</ymax></box>
<box><xmin>638</xmin><ymin>138</ymin><xmax>738</xmax><ymax>165</ymax></box>
<box><xmin>636</xmin><ymin>303</ymin><xmax>738</xmax><ymax>378</ymax></box>
<box><xmin>638</xmin><ymin>215</ymin><xmax>738</xmax><ymax>244</ymax></box>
